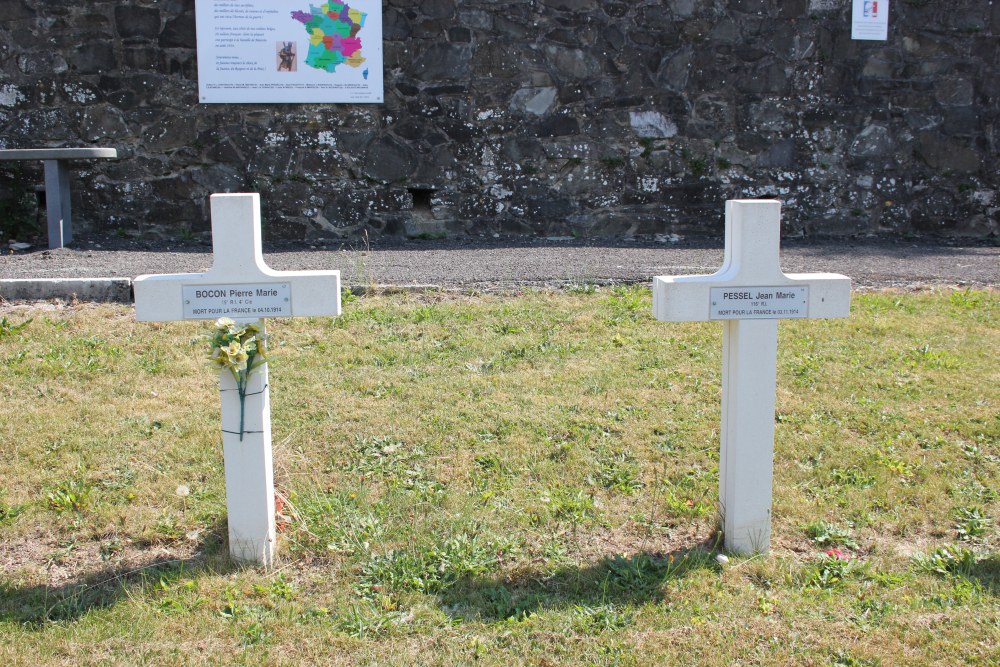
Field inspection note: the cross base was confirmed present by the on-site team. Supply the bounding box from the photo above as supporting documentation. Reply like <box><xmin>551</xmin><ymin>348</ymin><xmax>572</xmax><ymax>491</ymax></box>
<box><xmin>720</xmin><ymin>319</ymin><xmax>777</xmax><ymax>554</ymax></box>
<box><xmin>219</xmin><ymin>358</ymin><xmax>275</xmax><ymax>567</ymax></box>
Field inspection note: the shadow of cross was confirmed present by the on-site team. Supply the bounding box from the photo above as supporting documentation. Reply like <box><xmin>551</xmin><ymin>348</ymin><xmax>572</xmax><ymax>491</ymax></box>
<box><xmin>653</xmin><ymin>199</ymin><xmax>851</xmax><ymax>555</ymax></box>
<box><xmin>133</xmin><ymin>193</ymin><xmax>341</xmax><ymax>567</ymax></box>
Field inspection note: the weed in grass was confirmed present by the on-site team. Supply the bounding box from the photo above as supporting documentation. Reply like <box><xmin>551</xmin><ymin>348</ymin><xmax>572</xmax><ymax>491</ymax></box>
<box><xmin>913</xmin><ymin>545</ymin><xmax>976</xmax><ymax>577</ymax></box>
<box><xmin>954</xmin><ymin>506</ymin><xmax>990</xmax><ymax>541</ymax></box>
<box><xmin>470</xmin><ymin>454</ymin><xmax>514</xmax><ymax>502</ymax></box>
<box><xmin>591</xmin><ymin>450</ymin><xmax>644</xmax><ymax>494</ymax></box>
<box><xmin>290</xmin><ymin>489</ymin><xmax>387</xmax><ymax>556</ymax></box>
<box><xmin>467</xmin><ymin>585</ymin><xmax>535</xmax><ymax>621</ymax></box>
<box><xmin>156</xmin><ymin>585</ymin><xmax>207</xmax><ymax>614</ymax></box>
<box><xmin>359</xmin><ymin>532</ymin><xmax>511</xmax><ymax>597</ymax></box>
<box><xmin>547</xmin><ymin>437</ymin><xmax>576</xmax><ymax>462</ymax></box>
<box><xmin>332</xmin><ymin>602</ymin><xmax>410</xmax><ymax>638</ymax></box>
<box><xmin>140</xmin><ymin>351</ymin><xmax>168</xmax><ymax>375</ymax></box>
<box><xmin>412</xmin><ymin>304</ymin><xmax>443</xmax><ymax>324</ymax></box>
<box><xmin>0</xmin><ymin>316</ymin><xmax>31</xmax><ymax>338</ymax></box>
<box><xmin>491</xmin><ymin>321</ymin><xmax>524</xmax><ymax>335</ymax></box>
<box><xmin>604</xmin><ymin>552</ymin><xmax>663</xmax><ymax>593</ymax></box>
<box><xmin>154</xmin><ymin>512</ymin><xmax>185</xmax><ymax>541</ymax></box>
<box><xmin>830</xmin><ymin>466</ymin><xmax>877</xmax><ymax>489</ymax></box>
<box><xmin>831</xmin><ymin>650</ymin><xmax>881</xmax><ymax>667</ymax></box>
<box><xmin>603</xmin><ymin>550</ymin><xmax>713</xmax><ymax>596</ymax></box>
<box><xmin>342</xmin><ymin>287</ymin><xmax>360</xmax><ymax>305</ymax></box>
<box><xmin>953</xmin><ymin>474</ymin><xmax>998</xmax><ymax>504</ymax></box>
<box><xmin>548</xmin><ymin>486</ymin><xmax>599</xmax><ymax>527</ymax></box>
<box><xmin>947</xmin><ymin>289</ymin><xmax>995</xmax><ymax>322</ymax></box>
<box><xmin>930</xmin><ymin>579</ymin><xmax>983</xmax><ymax>609</ymax></box>
<box><xmin>0</xmin><ymin>500</ymin><xmax>24</xmax><ymax>525</ymax></box>
<box><xmin>851</xmin><ymin>596</ymin><xmax>894</xmax><ymax>630</ymax></box>
<box><xmin>46</xmin><ymin>480</ymin><xmax>92</xmax><ymax>513</ymax></box>
<box><xmin>659</xmin><ymin>467</ymin><xmax>716</xmax><ymax>518</ymax></box>
<box><xmin>803</xmin><ymin>550</ymin><xmax>862</xmax><ymax>589</ymax></box>
<box><xmin>571</xmin><ymin>604</ymin><xmax>633</xmax><ymax>633</ymax></box>
<box><xmin>240</xmin><ymin>620</ymin><xmax>270</xmax><ymax>646</ymax></box>
<box><xmin>98</xmin><ymin>538</ymin><xmax>125</xmax><ymax>562</ymax></box>
<box><xmin>100</xmin><ymin>465</ymin><xmax>138</xmax><ymax>493</ymax></box>
<box><xmin>258</xmin><ymin>574</ymin><xmax>298</xmax><ymax>601</ymax></box>
<box><xmin>566</xmin><ymin>281</ymin><xmax>598</xmax><ymax>294</ymax></box>
<box><xmin>803</xmin><ymin>520</ymin><xmax>859</xmax><ymax>550</ymax></box>
<box><xmin>604</xmin><ymin>284</ymin><xmax>649</xmax><ymax>323</ymax></box>
<box><xmin>346</xmin><ymin>435</ymin><xmax>443</xmax><ymax>498</ymax></box>
<box><xmin>910</xmin><ymin>343</ymin><xmax>962</xmax><ymax>369</ymax></box>
<box><xmin>873</xmin><ymin>448</ymin><xmax>914</xmax><ymax>478</ymax></box>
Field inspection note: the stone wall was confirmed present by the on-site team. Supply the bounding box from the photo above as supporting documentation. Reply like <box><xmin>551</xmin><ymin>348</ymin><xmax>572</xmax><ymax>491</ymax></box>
<box><xmin>0</xmin><ymin>0</ymin><xmax>997</xmax><ymax>242</ymax></box>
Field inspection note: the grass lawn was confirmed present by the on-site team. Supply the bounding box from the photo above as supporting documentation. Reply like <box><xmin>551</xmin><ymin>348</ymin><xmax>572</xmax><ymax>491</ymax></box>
<box><xmin>0</xmin><ymin>287</ymin><xmax>997</xmax><ymax>666</ymax></box>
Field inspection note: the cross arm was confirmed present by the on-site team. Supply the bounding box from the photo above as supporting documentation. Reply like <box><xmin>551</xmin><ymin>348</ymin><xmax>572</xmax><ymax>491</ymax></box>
<box><xmin>134</xmin><ymin>270</ymin><xmax>341</xmax><ymax>322</ymax></box>
<box><xmin>652</xmin><ymin>271</ymin><xmax>850</xmax><ymax>322</ymax></box>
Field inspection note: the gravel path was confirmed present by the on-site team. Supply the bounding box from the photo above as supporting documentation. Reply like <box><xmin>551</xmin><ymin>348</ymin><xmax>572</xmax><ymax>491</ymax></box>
<box><xmin>2</xmin><ymin>236</ymin><xmax>997</xmax><ymax>291</ymax></box>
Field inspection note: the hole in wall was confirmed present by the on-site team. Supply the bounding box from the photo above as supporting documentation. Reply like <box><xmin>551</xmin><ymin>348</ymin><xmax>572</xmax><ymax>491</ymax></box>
<box><xmin>408</xmin><ymin>187</ymin><xmax>435</xmax><ymax>219</ymax></box>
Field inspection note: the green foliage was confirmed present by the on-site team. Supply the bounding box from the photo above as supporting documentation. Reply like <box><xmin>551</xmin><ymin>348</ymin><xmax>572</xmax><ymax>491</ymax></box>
<box><xmin>831</xmin><ymin>651</ymin><xmax>881</xmax><ymax>667</ymax></box>
<box><xmin>341</xmin><ymin>287</ymin><xmax>361</xmax><ymax>304</ymax></box>
<box><xmin>46</xmin><ymin>480</ymin><xmax>92</xmax><ymax>513</ymax></box>
<box><xmin>680</xmin><ymin>148</ymin><xmax>709</xmax><ymax>176</ymax></box>
<box><xmin>591</xmin><ymin>450</ymin><xmax>644</xmax><ymax>494</ymax></box>
<box><xmin>913</xmin><ymin>545</ymin><xmax>977</xmax><ymax>577</ymax></box>
<box><xmin>604</xmin><ymin>284</ymin><xmax>650</xmax><ymax>323</ymax></box>
<box><xmin>803</xmin><ymin>520</ymin><xmax>858</xmax><ymax>550</ymax></box>
<box><xmin>359</xmin><ymin>532</ymin><xmax>511</xmax><ymax>596</ymax></box>
<box><xmin>345</xmin><ymin>435</ymin><xmax>444</xmax><ymax>499</ymax></box>
<box><xmin>803</xmin><ymin>551</ymin><xmax>862</xmax><ymax>589</ymax></box>
<box><xmin>331</xmin><ymin>603</ymin><xmax>410</xmax><ymax>638</ymax></box>
<box><xmin>571</xmin><ymin>604</ymin><xmax>633</xmax><ymax>633</ymax></box>
<box><xmin>0</xmin><ymin>501</ymin><xmax>24</xmax><ymax>525</ymax></box>
<box><xmin>0</xmin><ymin>316</ymin><xmax>32</xmax><ymax>338</ymax></box>
<box><xmin>548</xmin><ymin>486</ymin><xmax>599</xmax><ymax>526</ymax></box>
<box><xmin>954</xmin><ymin>507</ymin><xmax>990</xmax><ymax>541</ymax></box>
<box><xmin>604</xmin><ymin>550</ymin><xmax>712</xmax><ymax>594</ymax></box>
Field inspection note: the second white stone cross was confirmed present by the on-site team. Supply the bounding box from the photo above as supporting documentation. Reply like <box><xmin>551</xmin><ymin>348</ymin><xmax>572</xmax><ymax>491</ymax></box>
<box><xmin>134</xmin><ymin>193</ymin><xmax>341</xmax><ymax>567</ymax></box>
<box><xmin>653</xmin><ymin>199</ymin><xmax>851</xmax><ymax>554</ymax></box>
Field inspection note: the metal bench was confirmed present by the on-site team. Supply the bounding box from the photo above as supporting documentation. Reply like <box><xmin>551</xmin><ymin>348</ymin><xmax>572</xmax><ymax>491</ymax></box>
<box><xmin>0</xmin><ymin>148</ymin><xmax>118</xmax><ymax>249</ymax></box>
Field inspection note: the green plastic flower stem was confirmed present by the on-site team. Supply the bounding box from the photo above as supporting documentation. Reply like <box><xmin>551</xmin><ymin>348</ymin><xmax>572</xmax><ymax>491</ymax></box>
<box><xmin>236</xmin><ymin>349</ymin><xmax>258</xmax><ymax>442</ymax></box>
<box><xmin>237</xmin><ymin>374</ymin><xmax>246</xmax><ymax>443</ymax></box>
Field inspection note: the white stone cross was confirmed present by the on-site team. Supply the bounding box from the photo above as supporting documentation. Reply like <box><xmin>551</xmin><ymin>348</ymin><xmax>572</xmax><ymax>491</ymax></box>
<box><xmin>134</xmin><ymin>193</ymin><xmax>341</xmax><ymax>567</ymax></box>
<box><xmin>652</xmin><ymin>199</ymin><xmax>850</xmax><ymax>554</ymax></box>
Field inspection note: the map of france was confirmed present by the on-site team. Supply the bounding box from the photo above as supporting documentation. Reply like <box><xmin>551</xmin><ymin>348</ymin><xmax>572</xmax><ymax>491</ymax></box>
<box><xmin>291</xmin><ymin>2</ymin><xmax>367</xmax><ymax>73</ymax></box>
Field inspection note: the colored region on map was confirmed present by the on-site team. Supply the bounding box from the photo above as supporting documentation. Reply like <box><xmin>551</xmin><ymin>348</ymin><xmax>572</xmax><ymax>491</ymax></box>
<box><xmin>292</xmin><ymin>3</ymin><xmax>367</xmax><ymax>73</ymax></box>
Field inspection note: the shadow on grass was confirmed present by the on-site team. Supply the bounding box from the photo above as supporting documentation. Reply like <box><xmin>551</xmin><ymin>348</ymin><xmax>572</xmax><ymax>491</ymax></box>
<box><xmin>0</xmin><ymin>522</ymin><xmax>231</xmax><ymax>627</ymax></box>
<box><xmin>433</xmin><ymin>539</ymin><xmax>722</xmax><ymax>622</ymax></box>
<box><xmin>969</xmin><ymin>555</ymin><xmax>1000</xmax><ymax>594</ymax></box>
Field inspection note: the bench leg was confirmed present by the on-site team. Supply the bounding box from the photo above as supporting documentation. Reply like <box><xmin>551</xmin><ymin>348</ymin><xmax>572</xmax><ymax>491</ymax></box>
<box><xmin>43</xmin><ymin>160</ymin><xmax>73</xmax><ymax>248</ymax></box>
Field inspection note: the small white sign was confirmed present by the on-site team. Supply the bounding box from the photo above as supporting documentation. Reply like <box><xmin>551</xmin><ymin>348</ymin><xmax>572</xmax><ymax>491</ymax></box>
<box><xmin>182</xmin><ymin>282</ymin><xmax>292</xmax><ymax>319</ymax></box>
<box><xmin>852</xmin><ymin>0</ymin><xmax>889</xmax><ymax>41</ymax></box>
<box><xmin>710</xmin><ymin>286</ymin><xmax>809</xmax><ymax>320</ymax></box>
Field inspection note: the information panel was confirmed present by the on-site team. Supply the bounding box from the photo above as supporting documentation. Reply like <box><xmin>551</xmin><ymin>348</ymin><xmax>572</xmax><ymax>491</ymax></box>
<box><xmin>183</xmin><ymin>283</ymin><xmax>292</xmax><ymax>319</ymax></box>
<box><xmin>709</xmin><ymin>286</ymin><xmax>809</xmax><ymax>320</ymax></box>
<box><xmin>195</xmin><ymin>0</ymin><xmax>383</xmax><ymax>103</ymax></box>
<box><xmin>852</xmin><ymin>0</ymin><xmax>889</xmax><ymax>41</ymax></box>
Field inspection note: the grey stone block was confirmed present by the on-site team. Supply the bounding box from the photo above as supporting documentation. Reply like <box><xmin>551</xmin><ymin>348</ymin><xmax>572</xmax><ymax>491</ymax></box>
<box><xmin>0</xmin><ymin>278</ymin><xmax>133</xmax><ymax>303</ymax></box>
